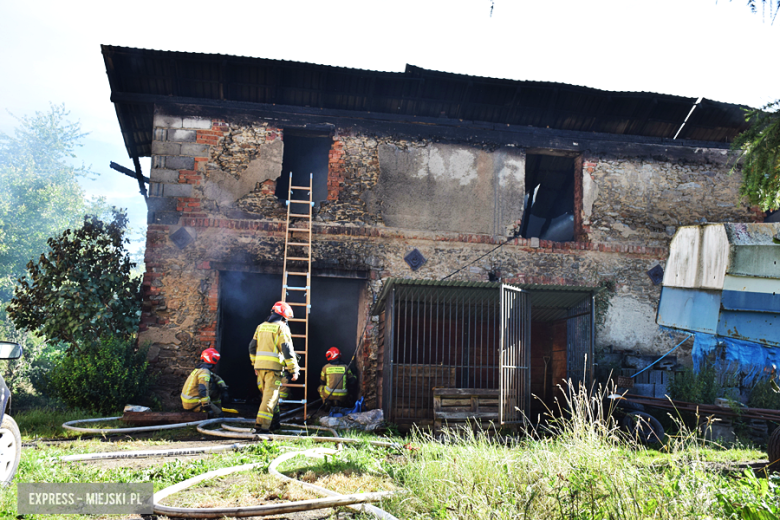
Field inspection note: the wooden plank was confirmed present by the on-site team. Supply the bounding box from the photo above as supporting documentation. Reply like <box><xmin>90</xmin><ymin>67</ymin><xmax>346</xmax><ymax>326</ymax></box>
<box><xmin>436</xmin><ymin>411</ymin><xmax>499</xmax><ymax>420</ymax></box>
<box><xmin>122</xmin><ymin>411</ymin><xmax>206</xmax><ymax>426</ymax></box>
<box><xmin>125</xmin><ymin>94</ymin><xmax>735</xmax><ymax>163</ymax></box>
<box><xmin>433</xmin><ymin>388</ymin><xmax>499</xmax><ymax>397</ymax></box>
<box><xmin>440</xmin><ymin>406</ymin><xmax>479</xmax><ymax>413</ymax></box>
<box><xmin>441</xmin><ymin>398</ymin><xmax>472</xmax><ymax>407</ymax></box>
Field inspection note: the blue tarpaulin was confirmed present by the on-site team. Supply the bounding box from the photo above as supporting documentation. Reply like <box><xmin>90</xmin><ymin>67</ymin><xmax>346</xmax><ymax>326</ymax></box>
<box><xmin>692</xmin><ymin>332</ymin><xmax>780</xmax><ymax>385</ymax></box>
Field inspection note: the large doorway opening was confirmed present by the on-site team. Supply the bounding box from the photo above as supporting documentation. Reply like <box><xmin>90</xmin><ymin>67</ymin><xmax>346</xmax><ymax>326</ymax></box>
<box><xmin>218</xmin><ymin>271</ymin><xmax>363</xmax><ymax>409</ymax></box>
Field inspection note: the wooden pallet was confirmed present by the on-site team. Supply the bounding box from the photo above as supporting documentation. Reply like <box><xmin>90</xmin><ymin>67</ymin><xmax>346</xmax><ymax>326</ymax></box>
<box><xmin>433</xmin><ymin>388</ymin><xmax>499</xmax><ymax>433</ymax></box>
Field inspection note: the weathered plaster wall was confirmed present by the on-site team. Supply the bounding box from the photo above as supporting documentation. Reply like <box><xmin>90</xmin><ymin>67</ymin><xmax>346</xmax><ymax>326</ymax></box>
<box><xmin>140</xmin><ymin>108</ymin><xmax>758</xmax><ymax>408</ymax></box>
<box><xmin>374</xmin><ymin>143</ymin><xmax>525</xmax><ymax>235</ymax></box>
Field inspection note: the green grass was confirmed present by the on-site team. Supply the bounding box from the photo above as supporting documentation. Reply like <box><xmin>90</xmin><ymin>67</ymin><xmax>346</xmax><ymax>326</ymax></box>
<box><xmin>372</xmin><ymin>382</ymin><xmax>780</xmax><ymax>520</ymax></box>
<box><xmin>1</xmin><ymin>386</ymin><xmax>779</xmax><ymax>520</ymax></box>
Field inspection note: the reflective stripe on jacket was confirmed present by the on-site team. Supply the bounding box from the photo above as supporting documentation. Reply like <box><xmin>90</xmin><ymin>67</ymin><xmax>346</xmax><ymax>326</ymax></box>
<box><xmin>181</xmin><ymin>366</ymin><xmax>226</xmax><ymax>404</ymax></box>
<box><xmin>320</xmin><ymin>363</ymin><xmax>352</xmax><ymax>396</ymax></box>
<box><xmin>250</xmin><ymin>321</ymin><xmax>298</xmax><ymax>372</ymax></box>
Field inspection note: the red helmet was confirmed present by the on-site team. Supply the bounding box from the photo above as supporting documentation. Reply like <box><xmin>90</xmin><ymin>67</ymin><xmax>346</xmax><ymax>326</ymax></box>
<box><xmin>271</xmin><ymin>301</ymin><xmax>294</xmax><ymax>319</ymax></box>
<box><xmin>201</xmin><ymin>348</ymin><xmax>220</xmax><ymax>364</ymax></box>
<box><xmin>325</xmin><ymin>347</ymin><xmax>341</xmax><ymax>362</ymax></box>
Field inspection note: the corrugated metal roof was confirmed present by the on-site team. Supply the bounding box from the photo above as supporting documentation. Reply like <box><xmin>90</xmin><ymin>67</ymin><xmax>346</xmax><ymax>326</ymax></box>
<box><xmin>102</xmin><ymin>45</ymin><xmax>752</xmax><ymax>159</ymax></box>
<box><xmin>371</xmin><ymin>277</ymin><xmax>597</xmax><ymax>320</ymax></box>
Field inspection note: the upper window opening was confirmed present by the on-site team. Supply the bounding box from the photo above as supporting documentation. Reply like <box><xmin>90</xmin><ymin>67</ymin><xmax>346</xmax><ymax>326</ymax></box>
<box><xmin>519</xmin><ymin>154</ymin><xmax>575</xmax><ymax>242</ymax></box>
<box><xmin>275</xmin><ymin>134</ymin><xmax>331</xmax><ymax>202</ymax></box>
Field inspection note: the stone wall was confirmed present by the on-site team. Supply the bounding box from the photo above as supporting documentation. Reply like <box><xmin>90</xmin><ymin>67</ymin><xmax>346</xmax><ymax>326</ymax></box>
<box><xmin>140</xmin><ymin>108</ymin><xmax>757</xmax><ymax>408</ymax></box>
<box><xmin>583</xmin><ymin>155</ymin><xmax>757</xmax><ymax>248</ymax></box>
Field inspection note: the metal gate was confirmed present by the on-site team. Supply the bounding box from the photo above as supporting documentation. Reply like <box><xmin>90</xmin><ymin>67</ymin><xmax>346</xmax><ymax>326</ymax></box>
<box><xmin>499</xmin><ymin>284</ymin><xmax>530</xmax><ymax>424</ymax></box>
<box><xmin>384</xmin><ymin>284</ymin><xmax>502</xmax><ymax>427</ymax></box>
<box><xmin>566</xmin><ymin>296</ymin><xmax>594</xmax><ymax>388</ymax></box>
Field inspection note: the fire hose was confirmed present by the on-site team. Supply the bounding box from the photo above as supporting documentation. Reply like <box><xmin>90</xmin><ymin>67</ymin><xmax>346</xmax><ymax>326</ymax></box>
<box><xmin>56</xmin><ymin>416</ymin><xmax>401</xmax><ymax>519</ymax></box>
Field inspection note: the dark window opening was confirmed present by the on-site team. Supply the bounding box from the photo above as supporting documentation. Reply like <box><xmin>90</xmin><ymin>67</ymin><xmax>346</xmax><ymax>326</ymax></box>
<box><xmin>519</xmin><ymin>154</ymin><xmax>575</xmax><ymax>242</ymax></box>
<box><xmin>275</xmin><ymin>134</ymin><xmax>331</xmax><ymax>203</ymax></box>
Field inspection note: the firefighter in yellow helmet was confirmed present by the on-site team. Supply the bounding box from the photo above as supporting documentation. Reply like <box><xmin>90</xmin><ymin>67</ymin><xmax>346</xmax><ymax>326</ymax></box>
<box><xmin>181</xmin><ymin>348</ymin><xmax>229</xmax><ymax>417</ymax></box>
<box><xmin>248</xmin><ymin>301</ymin><xmax>300</xmax><ymax>434</ymax></box>
<box><xmin>318</xmin><ymin>347</ymin><xmax>356</xmax><ymax>407</ymax></box>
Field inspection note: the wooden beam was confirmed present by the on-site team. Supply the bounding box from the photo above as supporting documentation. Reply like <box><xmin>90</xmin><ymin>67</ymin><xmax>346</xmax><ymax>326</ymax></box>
<box><xmin>110</xmin><ymin>92</ymin><xmax>736</xmax><ymax>165</ymax></box>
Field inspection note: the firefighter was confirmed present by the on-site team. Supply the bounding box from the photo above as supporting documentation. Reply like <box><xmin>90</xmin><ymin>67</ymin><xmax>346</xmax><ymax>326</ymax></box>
<box><xmin>181</xmin><ymin>347</ymin><xmax>229</xmax><ymax>417</ymax></box>
<box><xmin>317</xmin><ymin>347</ymin><xmax>356</xmax><ymax>407</ymax></box>
<box><xmin>249</xmin><ymin>301</ymin><xmax>300</xmax><ymax>434</ymax></box>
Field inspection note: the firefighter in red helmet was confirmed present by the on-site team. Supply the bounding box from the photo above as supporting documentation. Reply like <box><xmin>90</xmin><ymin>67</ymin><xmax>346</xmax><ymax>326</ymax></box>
<box><xmin>318</xmin><ymin>347</ymin><xmax>356</xmax><ymax>407</ymax></box>
<box><xmin>248</xmin><ymin>301</ymin><xmax>300</xmax><ymax>434</ymax></box>
<box><xmin>181</xmin><ymin>348</ymin><xmax>229</xmax><ymax>416</ymax></box>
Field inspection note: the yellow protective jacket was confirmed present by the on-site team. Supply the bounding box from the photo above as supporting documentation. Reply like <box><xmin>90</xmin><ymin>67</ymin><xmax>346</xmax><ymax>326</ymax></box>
<box><xmin>249</xmin><ymin>315</ymin><xmax>299</xmax><ymax>374</ymax></box>
<box><xmin>320</xmin><ymin>362</ymin><xmax>355</xmax><ymax>397</ymax></box>
<box><xmin>181</xmin><ymin>363</ymin><xmax>226</xmax><ymax>406</ymax></box>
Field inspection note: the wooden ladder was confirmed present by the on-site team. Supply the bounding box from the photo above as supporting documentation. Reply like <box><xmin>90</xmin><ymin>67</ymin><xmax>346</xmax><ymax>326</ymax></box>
<box><xmin>280</xmin><ymin>172</ymin><xmax>313</xmax><ymax>420</ymax></box>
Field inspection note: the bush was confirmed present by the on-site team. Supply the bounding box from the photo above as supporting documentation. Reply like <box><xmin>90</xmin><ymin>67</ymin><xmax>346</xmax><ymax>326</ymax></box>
<box><xmin>748</xmin><ymin>377</ymin><xmax>780</xmax><ymax>410</ymax></box>
<box><xmin>47</xmin><ymin>335</ymin><xmax>153</xmax><ymax>415</ymax></box>
<box><xmin>667</xmin><ymin>360</ymin><xmax>721</xmax><ymax>405</ymax></box>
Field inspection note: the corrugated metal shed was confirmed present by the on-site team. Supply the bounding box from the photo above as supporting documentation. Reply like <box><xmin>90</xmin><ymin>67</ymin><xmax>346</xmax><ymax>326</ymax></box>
<box><xmin>657</xmin><ymin>223</ymin><xmax>780</xmax><ymax>346</ymax></box>
<box><xmin>102</xmin><ymin>45</ymin><xmax>751</xmax><ymax>159</ymax></box>
<box><xmin>372</xmin><ymin>278</ymin><xmax>597</xmax><ymax>322</ymax></box>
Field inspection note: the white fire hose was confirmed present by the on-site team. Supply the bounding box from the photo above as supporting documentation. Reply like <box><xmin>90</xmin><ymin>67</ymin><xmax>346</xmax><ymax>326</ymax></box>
<box><xmin>56</xmin><ymin>416</ymin><xmax>401</xmax><ymax>519</ymax></box>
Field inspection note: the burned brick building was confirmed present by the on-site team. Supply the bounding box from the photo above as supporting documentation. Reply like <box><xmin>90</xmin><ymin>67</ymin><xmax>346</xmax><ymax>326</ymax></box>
<box><xmin>103</xmin><ymin>45</ymin><xmax>757</xmax><ymax>426</ymax></box>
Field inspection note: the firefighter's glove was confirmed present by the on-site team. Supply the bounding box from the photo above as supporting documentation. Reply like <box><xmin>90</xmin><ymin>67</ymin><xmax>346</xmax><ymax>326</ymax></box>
<box><xmin>221</xmin><ymin>389</ymin><xmax>230</xmax><ymax>404</ymax></box>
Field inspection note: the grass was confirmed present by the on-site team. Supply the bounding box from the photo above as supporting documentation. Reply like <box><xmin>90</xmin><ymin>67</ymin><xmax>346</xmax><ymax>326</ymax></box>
<box><xmin>1</xmin><ymin>385</ymin><xmax>779</xmax><ymax>519</ymax></box>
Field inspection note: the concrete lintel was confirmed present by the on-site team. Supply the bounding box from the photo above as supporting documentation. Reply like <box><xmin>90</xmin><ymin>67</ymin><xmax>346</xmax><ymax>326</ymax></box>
<box><xmin>153</xmin><ymin>114</ymin><xmax>183</xmax><ymax>129</ymax></box>
<box><xmin>183</xmin><ymin>117</ymin><xmax>212</xmax><ymax>129</ymax></box>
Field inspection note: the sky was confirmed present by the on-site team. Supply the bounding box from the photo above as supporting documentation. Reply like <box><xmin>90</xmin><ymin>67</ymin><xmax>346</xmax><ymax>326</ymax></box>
<box><xmin>0</xmin><ymin>0</ymin><xmax>776</xmax><ymax>255</ymax></box>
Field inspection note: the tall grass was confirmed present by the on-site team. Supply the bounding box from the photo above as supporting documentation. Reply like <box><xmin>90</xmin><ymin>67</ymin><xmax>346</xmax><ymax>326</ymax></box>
<box><xmin>379</xmin><ymin>380</ymin><xmax>779</xmax><ymax>519</ymax></box>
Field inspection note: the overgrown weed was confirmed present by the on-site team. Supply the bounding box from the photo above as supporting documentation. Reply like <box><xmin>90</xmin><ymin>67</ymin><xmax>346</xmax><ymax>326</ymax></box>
<box><xmin>379</xmin><ymin>379</ymin><xmax>778</xmax><ymax>519</ymax></box>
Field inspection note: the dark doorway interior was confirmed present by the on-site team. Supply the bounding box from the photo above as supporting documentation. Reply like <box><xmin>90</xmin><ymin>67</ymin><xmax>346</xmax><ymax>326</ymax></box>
<box><xmin>520</xmin><ymin>154</ymin><xmax>575</xmax><ymax>242</ymax></box>
<box><xmin>218</xmin><ymin>271</ymin><xmax>362</xmax><ymax>407</ymax></box>
<box><xmin>275</xmin><ymin>134</ymin><xmax>331</xmax><ymax>203</ymax></box>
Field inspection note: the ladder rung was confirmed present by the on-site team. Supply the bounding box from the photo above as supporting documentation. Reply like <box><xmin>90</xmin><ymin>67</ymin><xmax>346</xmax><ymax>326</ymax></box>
<box><xmin>286</xmin><ymin>272</ymin><xmax>308</xmax><ymax>276</ymax></box>
<box><xmin>293</xmin><ymin>350</ymin><xmax>307</xmax><ymax>355</ymax></box>
<box><xmin>288</xmin><ymin>318</ymin><xmax>307</xmax><ymax>322</ymax></box>
<box><xmin>284</xmin><ymin>287</ymin><xmax>308</xmax><ymax>292</ymax></box>
<box><xmin>283</xmin><ymin>383</ymin><xmax>306</xmax><ymax>388</ymax></box>
<box><xmin>289</xmin><ymin>213</ymin><xmax>310</xmax><ymax>218</ymax></box>
<box><xmin>288</xmin><ymin>228</ymin><xmax>309</xmax><ymax>232</ymax></box>
<box><xmin>287</xmin><ymin>303</ymin><xmax>308</xmax><ymax>307</ymax></box>
<box><xmin>279</xmin><ymin>399</ymin><xmax>307</xmax><ymax>404</ymax></box>
<box><xmin>291</xmin><ymin>334</ymin><xmax>307</xmax><ymax>338</ymax></box>
<box><xmin>286</xmin><ymin>257</ymin><xmax>309</xmax><ymax>261</ymax></box>
<box><xmin>289</xmin><ymin>185</ymin><xmax>311</xmax><ymax>190</ymax></box>
<box><xmin>287</xmin><ymin>242</ymin><xmax>310</xmax><ymax>247</ymax></box>
<box><xmin>288</xmin><ymin>200</ymin><xmax>311</xmax><ymax>204</ymax></box>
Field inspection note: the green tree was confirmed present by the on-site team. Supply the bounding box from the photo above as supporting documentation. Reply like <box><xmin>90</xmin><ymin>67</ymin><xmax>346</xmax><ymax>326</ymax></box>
<box><xmin>7</xmin><ymin>211</ymin><xmax>141</xmax><ymax>352</ymax></box>
<box><xmin>0</xmin><ymin>104</ymin><xmax>106</xmax><ymax>301</ymax></box>
<box><xmin>731</xmin><ymin>100</ymin><xmax>780</xmax><ymax>211</ymax></box>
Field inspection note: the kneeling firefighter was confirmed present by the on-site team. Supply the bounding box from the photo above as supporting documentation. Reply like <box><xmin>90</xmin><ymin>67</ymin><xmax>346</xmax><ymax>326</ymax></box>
<box><xmin>181</xmin><ymin>348</ymin><xmax>229</xmax><ymax>417</ymax></box>
<box><xmin>249</xmin><ymin>301</ymin><xmax>300</xmax><ymax>434</ymax></box>
<box><xmin>318</xmin><ymin>347</ymin><xmax>356</xmax><ymax>408</ymax></box>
